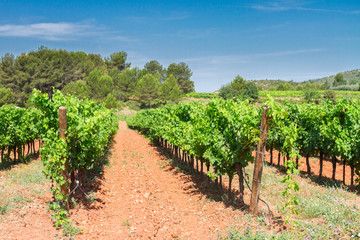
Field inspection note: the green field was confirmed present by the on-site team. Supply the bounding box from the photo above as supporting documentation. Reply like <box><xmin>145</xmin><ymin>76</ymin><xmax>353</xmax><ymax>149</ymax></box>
<box><xmin>259</xmin><ymin>90</ymin><xmax>360</xmax><ymax>99</ymax></box>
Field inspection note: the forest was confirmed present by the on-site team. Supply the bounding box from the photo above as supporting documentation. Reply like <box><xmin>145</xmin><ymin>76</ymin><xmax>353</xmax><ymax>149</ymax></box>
<box><xmin>0</xmin><ymin>46</ymin><xmax>194</xmax><ymax>108</ymax></box>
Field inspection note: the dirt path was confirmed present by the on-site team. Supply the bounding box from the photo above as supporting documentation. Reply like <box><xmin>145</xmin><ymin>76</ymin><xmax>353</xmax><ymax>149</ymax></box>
<box><xmin>70</xmin><ymin>121</ymin><xmax>248</xmax><ymax>239</ymax></box>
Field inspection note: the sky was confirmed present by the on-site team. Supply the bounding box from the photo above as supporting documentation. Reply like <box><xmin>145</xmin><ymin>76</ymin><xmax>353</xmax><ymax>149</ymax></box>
<box><xmin>0</xmin><ymin>0</ymin><xmax>359</xmax><ymax>92</ymax></box>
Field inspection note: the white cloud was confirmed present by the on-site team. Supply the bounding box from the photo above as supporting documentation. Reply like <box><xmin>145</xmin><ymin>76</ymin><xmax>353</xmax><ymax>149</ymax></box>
<box><xmin>251</xmin><ymin>1</ymin><xmax>360</xmax><ymax>14</ymax></box>
<box><xmin>0</xmin><ymin>22</ymin><xmax>134</xmax><ymax>41</ymax></box>
<box><xmin>0</xmin><ymin>22</ymin><xmax>92</xmax><ymax>40</ymax></box>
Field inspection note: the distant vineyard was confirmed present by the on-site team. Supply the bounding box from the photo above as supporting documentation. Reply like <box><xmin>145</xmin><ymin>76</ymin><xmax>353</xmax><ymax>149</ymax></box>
<box><xmin>259</xmin><ymin>90</ymin><xmax>360</xmax><ymax>98</ymax></box>
<box><xmin>182</xmin><ymin>90</ymin><xmax>360</xmax><ymax>100</ymax></box>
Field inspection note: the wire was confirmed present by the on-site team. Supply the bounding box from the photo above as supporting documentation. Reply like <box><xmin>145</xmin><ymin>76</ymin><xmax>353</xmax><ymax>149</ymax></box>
<box><xmin>68</xmin><ymin>172</ymin><xmax>90</xmax><ymax>199</ymax></box>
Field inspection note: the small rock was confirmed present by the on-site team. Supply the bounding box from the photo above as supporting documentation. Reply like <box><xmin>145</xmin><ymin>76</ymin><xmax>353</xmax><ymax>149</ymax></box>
<box><xmin>19</xmin><ymin>209</ymin><xmax>27</xmax><ymax>217</ymax></box>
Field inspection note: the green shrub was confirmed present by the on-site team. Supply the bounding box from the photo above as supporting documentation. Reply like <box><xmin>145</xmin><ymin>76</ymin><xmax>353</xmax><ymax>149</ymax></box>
<box><xmin>304</xmin><ymin>91</ymin><xmax>321</xmax><ymax>103</ymax></box>
<box><xmin>323</xmin><ymin>90</ymin><xmax>336</xmax><ymax>103</ymax></box>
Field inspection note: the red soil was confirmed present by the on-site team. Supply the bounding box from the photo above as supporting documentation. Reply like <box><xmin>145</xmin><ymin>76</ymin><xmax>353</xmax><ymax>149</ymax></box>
<box><xmin>0</xmin><ymin>121</ymin><xmax>358</xmax><ymax>239</ymax></box>
<box><xmin>264</xmin><ymin>150</ymin><xmax>359</xmax><ymax>187</ymax></box>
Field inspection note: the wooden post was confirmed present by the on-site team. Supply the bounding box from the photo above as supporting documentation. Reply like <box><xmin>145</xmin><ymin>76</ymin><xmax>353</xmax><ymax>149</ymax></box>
<box><xmin>343</xmin><ymin>158</ymin><xmax>346</xmax><ymax>185</ymax></box>
<box><xmin>59</xmin><ymin>107</ymin><xmax>70</xmax><ymax>211</ymax></box>
<box><xmin>250</xmin><ymin>106</ymin><xmax>270</xmax><ymax>215</ymax></box>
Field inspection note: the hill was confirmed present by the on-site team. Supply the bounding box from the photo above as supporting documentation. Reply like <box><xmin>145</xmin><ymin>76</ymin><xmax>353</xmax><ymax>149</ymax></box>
<box><xmin>248</xmin><ymin>79</ymin><xmax>300</xmax><ymax>90</ymax></box>
<box><xmin>247</xmin><ymin>69</ymin><xmax>360</xmax><ymax>91</ymax></box>
<box><xmin>307</xmin><ymin>69</ymin><xmax>360</xmax><ymax>85</ymax></box>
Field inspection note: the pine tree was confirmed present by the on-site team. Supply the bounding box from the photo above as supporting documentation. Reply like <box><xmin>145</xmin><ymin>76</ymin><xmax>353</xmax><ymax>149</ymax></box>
<box><xmin>161</xmin><ymin>75</ymin><xmax>181</xmax><ymax>103</ymax></box>
<box><xmin>135</xmin><ymin>73</ymin><xmax>161</xmax><ymax>107</ymax></box>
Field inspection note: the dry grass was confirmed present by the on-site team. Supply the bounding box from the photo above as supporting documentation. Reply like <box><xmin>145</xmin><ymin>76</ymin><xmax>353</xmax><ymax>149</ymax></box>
<box><xmin>217</xmin><ymin>162</ymin><xmax>360</xmax><ymax>239</ymax></box>
<box><xmin>0</xmin><ymin>160</ymin><xmax>49</xmax><ymax>217</ymax></box>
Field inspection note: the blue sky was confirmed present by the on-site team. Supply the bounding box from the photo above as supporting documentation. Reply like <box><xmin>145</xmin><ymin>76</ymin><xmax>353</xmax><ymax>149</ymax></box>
<box><xmin>0</xmin><ymin>0</ymin><xmax>359</xmax><ymax>92</ymax></box>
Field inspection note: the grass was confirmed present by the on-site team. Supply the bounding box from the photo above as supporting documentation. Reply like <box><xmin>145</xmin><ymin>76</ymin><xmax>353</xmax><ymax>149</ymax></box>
<box><xmin>0</xmin><ymin>160</ymin><xmax>49</xmax><ymax>216</ymax></box>
<box><xmin>156</xmin><ymin>161</ymin><xmax>165</xmax><ymax>169</ymax></box>
<box><xmin>216</xmin><ymin>162</ymin><xmax>360</xmax><ymax>239</ymax></box>
<box><xmin>122</xmin><ymin>219</ymin><xmax>131</xmax><ymax>226</ymax></box>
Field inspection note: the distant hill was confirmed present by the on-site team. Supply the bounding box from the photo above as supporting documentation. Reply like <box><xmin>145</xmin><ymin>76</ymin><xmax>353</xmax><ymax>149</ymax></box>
<box><xmin>248</xmin><ymin>79</ymin><xmax>300</xmax><ymax>90</ymax></box>
<box><xmin>247</xmin><ymin>69</ymin><xmax>360</xmax><ymax>90</ymax></box>
<box><xmin>307</xmin><ymin>69</ymin><xmax>360</xmax><ymax>86</ymax></box>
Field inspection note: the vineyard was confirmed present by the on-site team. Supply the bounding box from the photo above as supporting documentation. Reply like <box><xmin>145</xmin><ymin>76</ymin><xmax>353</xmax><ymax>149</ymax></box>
<box><xmin>1</xmin><ymin>94</ymin><xmax>360</xmax><ymax>239</ymax></box>
<box><xmin>127</xmin><ymin>98</ymin><xmax>360</xmax><ymax>196</ymax></box>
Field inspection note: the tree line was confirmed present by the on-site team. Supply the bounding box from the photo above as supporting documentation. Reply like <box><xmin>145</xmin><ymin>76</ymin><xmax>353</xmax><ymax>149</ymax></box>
<box><xmin>0</xmin><ymin>46</ymin><xmax>195</xmax><ymax>107</ymax></box>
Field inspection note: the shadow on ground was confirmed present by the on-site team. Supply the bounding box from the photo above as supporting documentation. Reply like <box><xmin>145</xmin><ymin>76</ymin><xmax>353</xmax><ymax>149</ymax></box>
<box><xmin>151</xmin><ymin>142</ymin><xmax>284</xmax><ymax>227</ymax></box>
<box><xmin>266</xmin><ymin>159</ymin><xmax>360</xmax><ymax>195</ymax></box>
<box><xmin>58</xmin><ymin>138</ymin><xmax>117</xmax><ymax>210</ymax></box>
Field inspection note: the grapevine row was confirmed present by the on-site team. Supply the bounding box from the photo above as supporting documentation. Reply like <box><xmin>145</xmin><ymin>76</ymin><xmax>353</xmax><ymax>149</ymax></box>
<box><xmin>127</xmin><ymin>97</ymin><xmax>360</xmax><ymax>202</ymax></box>
<box><xmin>30</xmin><ymin>89</ymin><xmax>119</xmax><ymax>229</ymax></box>
<box><xmin>127</xmin><ymin>99</ymin><xmax>296</xmax><ymax>203</ymax></box>
<box><xmin>267</xmin><ymin>99</ymin><xmax>360</xmax><ymax>186</ymax></box>
<box><xmin>0</xmin><ymin>105</ymin><xmax>43</xmax><ymax>164</ymax></box>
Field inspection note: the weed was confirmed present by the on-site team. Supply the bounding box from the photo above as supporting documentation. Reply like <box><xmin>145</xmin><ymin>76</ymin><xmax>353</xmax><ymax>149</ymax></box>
<box><xmin>0</xmin><ymin>204</ymin><xmax>8</xmax><ymax>214</ymax></box>
<box><xmin>135</xmin><ymin>162</ymin><xmax>141</xmax><ymax>169</ymax></box>
<box><xmin>156</xmin><ymin>161</ymin><xmax>165</xmax><ymax>169</ymax></box>
<box><xmin>70</xmin><ymin>197</ymin><xmax>79</xmax><ymax>208</ymax></box>
<box><xmin>47</xmin><ymin>201</ymin><xmax>82</xmax><ymax>237</ymax></box>
<box><xmin>175</xmin><ymin>165</ymin><xmax>187</xmax><ymax>171</ymax></box>
<box><xmin>217</xmin><ymin>226</ymin><xmax>295</xmax><ymax>240</ymax></box>
<box><xmin>256</xmin><ymin>215</ymin><xmax>266</xmax><ymax>226</ymax></box>
<box><xmin>122</xmin><ymin>219</ymin><xmax>131</xmax><ymax>226</ymax></box>
<box><xmin>87</xmin><ymin>191</ymin><xmax>97</xmax><ymax>203</ymax></box>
